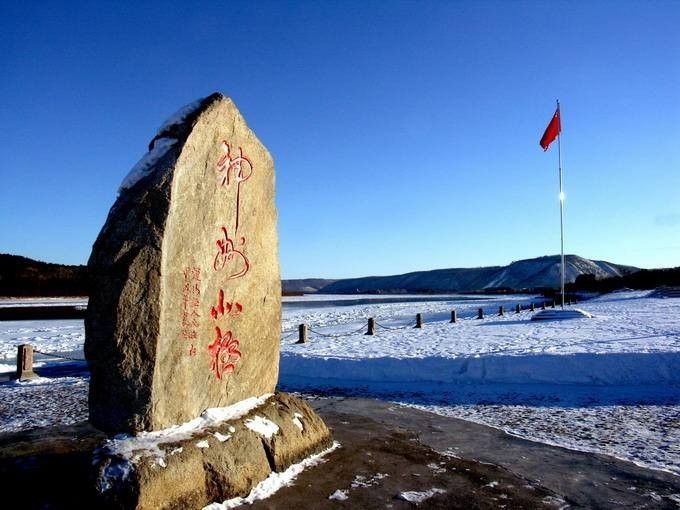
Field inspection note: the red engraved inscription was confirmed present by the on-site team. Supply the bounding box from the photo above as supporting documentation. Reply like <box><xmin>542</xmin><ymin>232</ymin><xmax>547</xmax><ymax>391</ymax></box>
<box><xmin>216</xmin><ymin>141</ymin><xmax>253</xmax><ymax>233</ymax></box>
<box><xmin>180</xmin><ymin>266</ymin><xmax>201</xmax><ymax>356</ymax></box>
<box><xmin>210</xmin><ymin>289</ymin><xmax>243</xmax><ymax>319</ymax></box>
<box><xmin>216</xmin><ymin>141</ymin><xmax>253</xmax><ymax>187</ymax></box>
<box><xmin>208</xmin><ymin>327</ymin><xmax>242</xmax><ymax>379</ymax></box>
<box><xmin>207</xmin><ymin>288</ymin><xmax>245</xmax><ymax>379</ymax></box>
<box><xmin>213</xmin><ymin>226</ymin><xmax>250</xmax><ymax>279</ymax></box>
<box><xmin>204</xmin><ymin>139</ymin><xmax>253</xmax><ymax>378</ymax></box>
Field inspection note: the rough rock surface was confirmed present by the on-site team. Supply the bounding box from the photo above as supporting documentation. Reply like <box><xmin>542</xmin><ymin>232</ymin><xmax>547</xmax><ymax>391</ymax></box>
<box><xmin>85</xmin><ymin>93</ymin><xmax>281</xmax><ymax>433</ymax></box>
<box><xmin>94</xmin><ymin>393</ymin><xmax>331</xmax><ymax>510</ymax></box>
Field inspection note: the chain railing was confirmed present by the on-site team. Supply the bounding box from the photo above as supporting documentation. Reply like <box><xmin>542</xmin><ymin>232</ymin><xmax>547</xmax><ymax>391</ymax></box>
<box><xmin>284</xmin><ymin>298</ymin><xmax>562</xmax><ymax>344</ymax></box>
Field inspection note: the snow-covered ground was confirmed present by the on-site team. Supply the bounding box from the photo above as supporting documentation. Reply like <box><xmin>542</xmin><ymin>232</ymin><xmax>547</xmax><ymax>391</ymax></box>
<box><xmin>280</xmin><ymin>291</ymin><xmax>680</xmax><ymax>386</ymax></box>
<box><xmin>0</xmin><ymin>319</ymin><xmax>85</xmax><ymax>366</ymax></box>
<box><xmin>282</xmin><ymin>293</ymin><xmax>462</xmax><ymax>302</ymax></box>
<box><xmin>0</xmin><ymin>297</ymin><xmax>88</xmax><ymax>308</ymax></box>
<box><xmin>1</xmin><ymin>291</ymin><xmax>679</xmax><ymax>477</ymax></box>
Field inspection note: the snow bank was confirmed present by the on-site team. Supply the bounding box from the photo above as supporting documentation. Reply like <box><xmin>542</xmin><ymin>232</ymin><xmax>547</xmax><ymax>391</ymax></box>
<box><xmin>205</xmin><ymin>441</ymin><xmax>340</xmax><ymax>509</ymax></box>
<box><xmin>280</xmin><ymin>291</ymin><xmax>680</xmax><ymax>389</ymax></box>
<box><xmin>281</xmin><ymin>351</ymin><xmax>680</xmax><ymax>387</ymax></box>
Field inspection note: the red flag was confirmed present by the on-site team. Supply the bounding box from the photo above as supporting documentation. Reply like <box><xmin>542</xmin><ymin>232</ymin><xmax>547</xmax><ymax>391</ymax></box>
<box><xmin>539</xmin><ymin>107</ymin><xmax>561</xmax><ymax>151</ymax></box>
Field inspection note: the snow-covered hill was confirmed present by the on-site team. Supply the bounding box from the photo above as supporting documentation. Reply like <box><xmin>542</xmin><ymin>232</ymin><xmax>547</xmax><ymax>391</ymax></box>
<box><xmin>317</xmin><ymin>255</ymin><xmax>637</xmax><ymax>294</ymax></box>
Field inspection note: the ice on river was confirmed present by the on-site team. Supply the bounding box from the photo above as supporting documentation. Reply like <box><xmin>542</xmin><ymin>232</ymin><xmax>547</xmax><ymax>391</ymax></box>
<box><xmin>1</xmin><ymin>290</ymin><xmax>679</xmax><ymax>475</ymax></box>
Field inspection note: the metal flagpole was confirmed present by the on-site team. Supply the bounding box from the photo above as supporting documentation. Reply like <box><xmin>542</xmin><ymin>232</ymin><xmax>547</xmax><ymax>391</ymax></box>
<box><xmin>557</xmin><ymin>99</ymin><xmax>565</xmax><ymax>309</ymax></box>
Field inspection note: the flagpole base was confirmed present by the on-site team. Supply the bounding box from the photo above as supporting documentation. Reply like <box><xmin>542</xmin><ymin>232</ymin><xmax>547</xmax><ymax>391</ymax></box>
<box><xmin>531</xmin><ymin>308</ymin><xmax>592</xmax><ymax>321</ymax></box>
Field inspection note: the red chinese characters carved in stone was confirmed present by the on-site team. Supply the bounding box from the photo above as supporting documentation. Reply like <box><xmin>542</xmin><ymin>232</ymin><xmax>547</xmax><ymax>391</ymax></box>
<box><xmin>210</xmin><ymin>289</ymin><xmax>243</xmax><ymax>319</ymax></box>
<box><xmin>180</xmin><ymin>266</ymin><xmax>201</xmax><ymax>354</ymax></box>
<box><xmin>216</xmin><ymin>141</ymin><xmax>254</xmax><ymax>233</ymax></box>
<box><xmin>208</xmin><ymin>327</ymin><xmax>242</xmax><ymax>379</ymax></box>
<box><xmin>213</xmin><ymin>226</ymin><xmax>250</xmax><ymax>279</ymax></box>
<box><xmin>216</xmin><ymin>141</ymin><xmax>253</xmax><ymax>188</ymax></box>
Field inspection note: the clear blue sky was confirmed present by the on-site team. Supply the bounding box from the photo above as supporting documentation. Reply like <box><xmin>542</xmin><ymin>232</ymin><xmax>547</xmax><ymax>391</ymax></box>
<box><xmin>1</xmin><ymin>1</ymin><xmax>678</xmax><ymax>278</ymax></box>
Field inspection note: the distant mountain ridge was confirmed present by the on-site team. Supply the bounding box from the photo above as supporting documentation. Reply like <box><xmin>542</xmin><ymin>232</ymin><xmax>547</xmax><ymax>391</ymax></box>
<box><xmin>282</xmin><ymin>278</ymin><xmax>337</xmax><ymax>294</ymax></box>
<box><xmin>2</xmin><ymin>253</ymin><xmax>638</xmax><ymax>297</ymax></box>
<box><xmin>0</xmin><ymin>254</ymin><xmax>88</xmax><ymax>296</ymax></box>
<box><xmin>283</xmin><ymin>255</ymin><xmax>639</xmax><ymax>294</ymax></box>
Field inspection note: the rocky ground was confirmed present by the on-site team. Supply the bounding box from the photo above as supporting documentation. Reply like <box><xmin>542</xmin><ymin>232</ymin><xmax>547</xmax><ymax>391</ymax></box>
<box><xmin>1</xmin><ymin>395</ymin><xmax>679</xmax><ymax>509</ymax></box>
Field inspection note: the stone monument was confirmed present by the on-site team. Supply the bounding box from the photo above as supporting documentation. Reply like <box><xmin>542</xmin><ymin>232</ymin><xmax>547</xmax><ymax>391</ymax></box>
<box><xmin>86</xmin><ymin>93</ymin><xmax>281</xmax><ymax>432</ymax></box>
<box><xmin>85</xmin><ymin>93</ymin><xmax>332</xmax><ymax>508</ymax></box>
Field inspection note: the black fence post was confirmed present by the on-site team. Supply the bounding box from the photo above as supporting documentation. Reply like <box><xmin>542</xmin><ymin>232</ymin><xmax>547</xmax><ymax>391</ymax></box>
<box><xmin>297</xmin><ymin>324</ymin><xmax>308</xmax><ymax>344</ymax></box>
<box><xmin>366</xmin><ymin>317</ymin><xmax>375</xmax><ymax>335</ymax></box>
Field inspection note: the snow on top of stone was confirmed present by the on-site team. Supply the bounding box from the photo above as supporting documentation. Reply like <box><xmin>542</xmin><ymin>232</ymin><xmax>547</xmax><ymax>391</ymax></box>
<box><xmin>118</xmin><ymin>137</ymin><xmax>177</xmax><ymax>192</ymax></box>
<box><xmin>213</xmin><ymin>431</ymin><xmax>232</xmax><ymax>442</ymax></box>
<box><xmin>244</xmin><ymin>415</ymin><xmax>280</xmax><ymax>439</ymax></box>
<box><xmin>98</xmin><ymin>394</ymin><xmax>272</xmax><ymax>463</ymax></box>
<box><xmin>292</xmin><ymin>412</ymin><xmax>304</xmax><ymax>431</ymax></box>
<box><xmin>117</xmin><ymin>95</ymin><xmax>216</xmax><ymax>193</ymax></box>
<box><xmin>205</xmin><ymin>441</ymin><xmax>340</xmax><ymax>509</ymax></box>
<box><xmin>155</xmin><ymin>97</ymin><xmax>206</xmax><ymax>137</ymax></box>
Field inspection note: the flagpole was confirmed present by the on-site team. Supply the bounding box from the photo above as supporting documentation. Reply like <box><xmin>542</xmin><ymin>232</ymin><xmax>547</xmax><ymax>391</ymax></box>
<box><xmin>557</xmin><ymin>99</ymin><xmax>565</xmax><ymax>309</ymax></box>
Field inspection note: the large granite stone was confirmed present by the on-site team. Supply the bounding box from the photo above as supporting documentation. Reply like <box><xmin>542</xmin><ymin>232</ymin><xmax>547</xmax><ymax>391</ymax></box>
<box><xmin>85</xmin><ymin>93</ymin><xmax>281</xmax><ymax>433</ymax></box>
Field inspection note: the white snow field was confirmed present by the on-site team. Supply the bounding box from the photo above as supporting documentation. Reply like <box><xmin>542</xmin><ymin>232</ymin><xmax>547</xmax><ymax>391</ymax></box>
<box><xmin>1</xmin><ymin>291</ymin><xmax>679</xmax><ymax>476</ymax></box>
<box><xmin>0</xmin><ymin>297</ymin><xmax>88</xmax><ymax>308</ymax></box>
<box><xmin>280</xmin><ymin>291</ymin><xmax>680</xmax><ymax>386</ymax></box>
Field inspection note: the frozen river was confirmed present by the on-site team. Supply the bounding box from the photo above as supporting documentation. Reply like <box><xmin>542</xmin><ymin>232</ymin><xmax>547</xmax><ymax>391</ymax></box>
<box><xmin>1</xmin><ymin>291</ymin><xmax>679</xmax><ymax>476</ymax></box>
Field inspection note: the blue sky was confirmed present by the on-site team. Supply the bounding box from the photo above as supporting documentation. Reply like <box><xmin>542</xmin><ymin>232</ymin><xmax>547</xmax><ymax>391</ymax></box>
<box><xmin>1</xmin><ymin>1</ymin><xmax>678</xmax><ymax>278</ymax></box>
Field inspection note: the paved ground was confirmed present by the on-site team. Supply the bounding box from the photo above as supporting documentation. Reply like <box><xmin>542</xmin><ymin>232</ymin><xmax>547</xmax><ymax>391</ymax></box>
<box><xmin>308</xmin><ymin>397</ymin><xmax>680</xmax><ymax>509</ymax></box>
<box><xmin>1</xmin><ymin>395</ymin><xmax>679</xmax><ymax>509</ymax></box>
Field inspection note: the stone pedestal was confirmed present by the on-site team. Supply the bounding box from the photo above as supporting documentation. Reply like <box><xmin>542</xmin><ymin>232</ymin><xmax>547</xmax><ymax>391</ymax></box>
<box><xmin>94</xmin><ymin>393</ymin><xmax>332</xmax><ymax>510</ymax></box>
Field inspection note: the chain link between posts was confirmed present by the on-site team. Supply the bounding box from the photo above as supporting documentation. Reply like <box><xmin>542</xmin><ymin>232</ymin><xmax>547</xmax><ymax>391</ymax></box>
<box><xmin>374</xmin><ymin>320</ymin><xmax>413</xmax><ymax>331</ymax></box>
<box><xmin>279</xmin><ymin>298</ymin><xmax>554</xmax><ymax>342</ymax></box>
<box><xmin>280</xmin><ymin>330</ymin><xmax>298</xmax><ymax>341</ymax></box>
<box><xmin>23</xmin><ymin>300</ymin><xmax>548</xmax><ymax>359</ymax></box>
<box><xmin>308</xmin><ymin>324</ymin><xmax>368</xmax><ymax>338</ymax></box>
<box><xmin>33</xmin><ymin>349</ymin><xmax>86</xmax><ymax>362</ymax></box>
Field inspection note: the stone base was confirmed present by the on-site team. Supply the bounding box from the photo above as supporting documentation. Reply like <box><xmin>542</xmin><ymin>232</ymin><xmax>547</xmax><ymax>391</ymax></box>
<box><xmin>93</xmin><ymin>393</ymin><xmax>332</xmax><ymax>509</ymax></box>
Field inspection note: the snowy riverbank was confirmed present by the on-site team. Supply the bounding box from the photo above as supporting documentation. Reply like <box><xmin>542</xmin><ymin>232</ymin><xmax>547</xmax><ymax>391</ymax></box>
<box><xmin>1</xmin><ymin>290</ymin><xmax>679</xmax><ymax>475</ymax></box>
